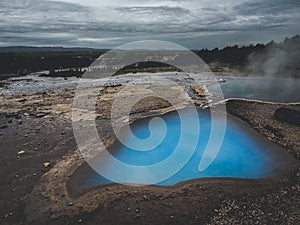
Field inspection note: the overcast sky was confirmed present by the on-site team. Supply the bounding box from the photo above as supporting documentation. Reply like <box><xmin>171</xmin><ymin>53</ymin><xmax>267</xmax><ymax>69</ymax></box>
<box><xmin>0</xmin><ymin>0</ymin><xmax>299</xmax><ymax>49</ymax></box>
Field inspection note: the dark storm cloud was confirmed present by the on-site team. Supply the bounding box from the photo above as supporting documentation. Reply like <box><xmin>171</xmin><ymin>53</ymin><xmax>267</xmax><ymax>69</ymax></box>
<box><xmin>232</xmin><ymin>0</ymin><xmax>300</xmax><ymax>30</ymax></box>
<box><xmin>0</xmin><ymin>0</ymin><xmax>91</xmax><ymax>37</ymax></box>
<box><xmin>0</xmin><ymin>0</ymin><xmax>299</xmax><ymax>48</ymax></box>
<box><xmin>234</xmin><ymin>0</ymin><xmax>300</xmax><ymax>15</ymax></box>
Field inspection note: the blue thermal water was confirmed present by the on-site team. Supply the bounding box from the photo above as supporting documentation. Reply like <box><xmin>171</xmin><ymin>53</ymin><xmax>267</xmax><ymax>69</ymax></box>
<box><xmin>208</xmin><ymin>76</ymin><xmax>300</xmax><ymax>102</ymax></box>
<box><xmin>83</xmin><ymin>108</ymin><xmax>293</xmax><ymax>186</ymax></box>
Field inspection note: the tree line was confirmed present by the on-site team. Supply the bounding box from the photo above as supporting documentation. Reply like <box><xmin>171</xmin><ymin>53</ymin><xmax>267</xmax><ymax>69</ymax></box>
<box><xmin>0</xmin><ymin>35</ymin><xmax>299</xmax><ymax>78</ymax></box>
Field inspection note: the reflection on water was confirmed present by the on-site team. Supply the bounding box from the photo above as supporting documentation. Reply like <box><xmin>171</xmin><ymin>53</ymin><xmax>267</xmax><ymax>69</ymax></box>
<box><xmin>82</xmin><ymin>108</ymin><xmax>294</xmax><ymax>186</ymax></box>
<box><xmin>208</xmin><ymin>76</ymin><xmax>300</xmax><ymax>103</ymax></box>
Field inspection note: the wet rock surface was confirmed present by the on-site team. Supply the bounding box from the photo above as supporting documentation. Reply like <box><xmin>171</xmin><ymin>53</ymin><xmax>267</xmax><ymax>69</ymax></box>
<box><xmin>226</xmin><ymin>100</ymin><xmax>300</xmax><ymax>160</ymax></box>
<box><xmin>274</xmin><ymin>107</ymin><xmax>300</xmax><ymax>127</ymax></box>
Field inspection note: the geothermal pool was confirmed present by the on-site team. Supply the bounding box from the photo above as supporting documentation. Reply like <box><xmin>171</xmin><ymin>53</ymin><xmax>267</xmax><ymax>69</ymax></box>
<box><xmin>78</xmin><ymin>108</ymin><xmax>294</xmax><ymax>186</ymax></box>
<box><xmin>208</xmin><ymin>76</ymin><xmax>300</xmax><ymax>103</ymax></box>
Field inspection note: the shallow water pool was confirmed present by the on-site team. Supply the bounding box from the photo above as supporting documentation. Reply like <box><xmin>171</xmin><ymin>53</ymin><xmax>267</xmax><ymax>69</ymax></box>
<box><xmin>209</xmin><ymin>76</ymin><xmax>300</xmax><ymax>103</ymax></box>
<box><xmin>79</xmin><ymin>108</ymin><xmax>294</xmax><ymax>186</ymax></box>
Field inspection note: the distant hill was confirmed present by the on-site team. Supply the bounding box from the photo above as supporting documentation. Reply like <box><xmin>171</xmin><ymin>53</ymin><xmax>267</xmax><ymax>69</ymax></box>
<box><xmin>0</xmin><ymin>46</ymin><xmax>105</xmax><ymax>53</ymax></box>
<box><xmin>0</xmin><ymin>35</ymin><xmax>299</xmax><ymax>78</ymax></box>
<box><xmin>0</xmin><ymin>48</ymin><xmax>106</xmax><ymax>78</ymax></box>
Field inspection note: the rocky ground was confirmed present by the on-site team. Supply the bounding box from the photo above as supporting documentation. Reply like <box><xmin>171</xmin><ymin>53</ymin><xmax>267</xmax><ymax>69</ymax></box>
<box><xmin>0</xmin><ymin>86</ymin><xmax>299</xmax><ymax>225</ymax></box>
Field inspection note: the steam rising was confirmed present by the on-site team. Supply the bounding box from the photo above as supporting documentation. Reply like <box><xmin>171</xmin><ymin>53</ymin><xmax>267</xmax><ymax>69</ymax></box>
<box><xmin>246</xmin><ymin>35</ymin><xmax>300</xmax><ymax>77</ymax></box>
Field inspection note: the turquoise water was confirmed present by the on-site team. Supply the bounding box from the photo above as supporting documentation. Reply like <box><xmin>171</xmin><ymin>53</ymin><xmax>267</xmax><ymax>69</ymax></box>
<box><xmin>209</xmin><ymin>76</ymin><xmax>300</xmax><ymax>102</ymax></box>
<box><xmin>81</xmin><ymin>108</ymin><xmax>293</xmax><ymax>186</ymax></box>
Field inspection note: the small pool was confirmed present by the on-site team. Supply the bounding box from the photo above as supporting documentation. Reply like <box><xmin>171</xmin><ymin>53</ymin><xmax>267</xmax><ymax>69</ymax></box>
<box><xmin>209</xmin><ymin>76</ymin><xmax>300</xmax><ymax>103</ymax></box>
<box><xmin>76</xmin><ymin>108</ymin><xmax>295</xmax><ymax>186</ymax></box>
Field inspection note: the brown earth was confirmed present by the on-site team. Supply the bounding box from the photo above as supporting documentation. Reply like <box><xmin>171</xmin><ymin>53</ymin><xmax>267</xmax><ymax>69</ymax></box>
<box><xmin>0</xmin><ymin>87</ymin><xmax>299</xmax><ymax>225</ymax></box>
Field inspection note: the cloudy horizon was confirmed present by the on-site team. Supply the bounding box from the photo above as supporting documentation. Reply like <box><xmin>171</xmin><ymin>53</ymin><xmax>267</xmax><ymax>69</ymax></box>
<box><xmin>0</xmin><ymin>0</ymin><xmax>299</xmax><ymax>49</ymax></box>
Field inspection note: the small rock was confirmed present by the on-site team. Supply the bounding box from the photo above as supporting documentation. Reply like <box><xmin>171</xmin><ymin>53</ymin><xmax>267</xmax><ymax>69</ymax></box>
<box><xmin>4</xmin><ymin>214</ymin><xmax>8</xmax><ymax>218</ymax></box>
<box><xmin>0</xmin><ymin>132</ymin><xmax>2</xmax><ymax>135</ymax></box>
<box><xmin>68</xmin><ymin>202</ymin><xmax>74</xmax><ymax>206</ymax></box>
<box><xmin>43</xmin><ymin>162</ymin><xmax>51</xmax><ymax>168</ymax></box>
<box><xmin>127</xmin><ymin>208</ymin><xmax>131</xmax><ymax>211</ymax></box>
<box><xmin>78</xmin><ymin>219</ymin><xmax>82</xmax><ymax>223</ymax></box>
<box><xmin>24</xmin><ymin>113</ymin><xmax>29</xmax><ymax>116</ymax></box>
<box><xmin>18</xmin><ymin>99</ymin><xmax>27</xmax><ymax>103</ymax></box>
<box><xmin>36</xmin><ymin>113</ymin><xmax>46</xmax><ymax>118</ymax></box>
<box><xmin>0</xmin><ymin>124</ymin><xmax>8</xmax><ymax>129</ymax></box>
<box><xmin>9</xmin><ymin>212</ymin><xmax>13</xmax><ymax>216</ymax></box>
<box><xmin>142</xmin><ymin>195</ymin><xmax>148</xmax><ymax>200</ymax></box>
<box><xmin>33</xmin><ymin>173</ymin><xmax>37</xmax><ymax>176</ymax></box>
<box><xmin>135</xmin><ymin>208</ymin><xmax>140</xmax><ymax>213</ymax></box>
<box><xmin>15</xmin><ymin>114</ymin><xmax>21</xmax><ymax>119</ymax></box>
<box><xmin>170</xmin><ymin>215</ymin><xmax>174</xmax><ymax>219</ymax></box>
<box><xmin>17</xmin><ymin>151</ymin><xmax>26</xmax><ymax>155</ymax></box>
